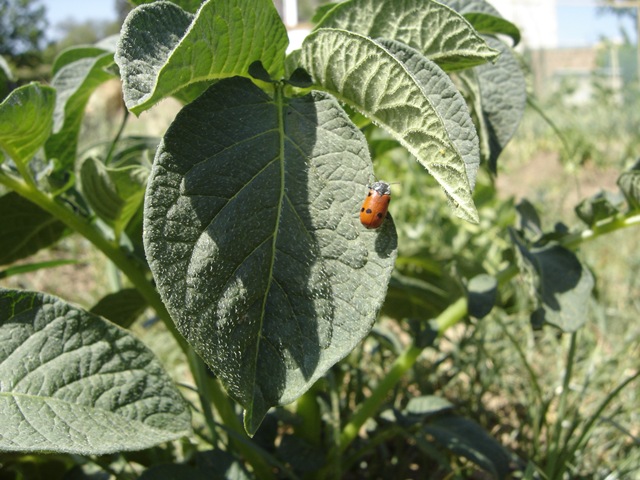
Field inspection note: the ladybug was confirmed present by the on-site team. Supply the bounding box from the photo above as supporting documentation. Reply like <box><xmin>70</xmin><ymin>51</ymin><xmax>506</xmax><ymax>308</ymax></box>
<box><xmin>360</xmin><ymin>181</ymin><xmax>391</xmax><ymax>229</ymax></box>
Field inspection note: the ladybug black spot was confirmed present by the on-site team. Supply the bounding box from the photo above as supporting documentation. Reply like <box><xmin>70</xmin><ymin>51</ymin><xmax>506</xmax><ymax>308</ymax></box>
<box><xmin>376</xmin><ymin>212</ymin><xmax>384</xmax><ymax>219</ymax></box>
<box><xmin>361</xmin><ymin>207</ymin><xmax>365</xmax><ymax>212</ymax></box>
<box><xmin>365</xmin><ymin>208</ymin><xmax>372</xmax><ymax>214</ymax></box>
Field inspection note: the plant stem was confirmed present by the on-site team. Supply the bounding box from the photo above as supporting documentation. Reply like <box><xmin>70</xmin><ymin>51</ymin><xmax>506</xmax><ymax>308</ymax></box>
<box><xmin>334</xmin><ymin>209</ymin><xmax>640</xmax><ymax>457</ymax></box>
<box><xmin>338</xmin><ymin>344</ymin><xmax>422</xmax><ymax>453</ymax></box>
<box><xmin>0</xmin><ymin>171</ymin><xmax>188</xmax><ymax>352</ymax></box>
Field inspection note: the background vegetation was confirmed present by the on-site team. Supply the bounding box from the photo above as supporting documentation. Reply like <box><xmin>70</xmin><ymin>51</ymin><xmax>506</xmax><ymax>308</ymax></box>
<box><xmin>0</xmin><ymin>0</ymin><xmax>638</xmax><ymax>478</ymax></box>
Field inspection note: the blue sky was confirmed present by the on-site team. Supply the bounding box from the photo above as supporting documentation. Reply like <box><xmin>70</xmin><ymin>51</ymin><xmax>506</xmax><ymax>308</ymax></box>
<box><xmin>40</xmin><ymin>0</ymin><xmax>636</xmax><ymax>48</ymax></box>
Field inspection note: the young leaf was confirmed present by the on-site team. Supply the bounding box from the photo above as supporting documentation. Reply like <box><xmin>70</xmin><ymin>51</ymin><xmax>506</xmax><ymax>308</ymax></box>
<box><xmin>511</xmin><ymin>232</ymin><xmax>594</xmax><ymax>332</ymax></box>
<box><xmin>463</xmin><ymin>13</ymin><xmax>521</xmax><ymax>46</ymax></box>
<box><xmin>574</xmin><ymin>191</ymin><xmax>620</xmax><ymax>226</ymax></box>
<box><xmin>0</xmin><ymin>288</ymin><xmax>191</xmax><ymax>454</ymax></box>
<box><xmin>0</xmin><ymin>83</ymin><xmax>56</xmax><ymax>166</ymax></box>
<box><xmin>0</xmin><ymin>192</ymin><xmax>67</xmax><ymax>265</ymax></box>
<box><xmin>45</xmin><ymin>53</ymin><xmax>117</xmax><ymax>169</ymax></box>
<box><xmin>379</xmin><ymin>39</ymin><xmax>480</xmax><ymax>191</ymax></box>
<box><xmin>617</xmin><ymin>160</ymin><xmax>640</xmax><ymax>211</ymax></box>
<box><xmin>457</xmin><ymin>36</ymin><xmax>526</xmax><ymax>173</ymax></box>
<box><xmin>90</xmin><ymin>288</ymin><xmax>148</xmax><ymax>328</ymax></box>
<box><xmin>144</xmin><ymin>76</ymin><xmax>397</xmax><ymax>434</ymax></box>
<box><xmin>313</xmin><ymin>0</ymin><xmax>499</xmax><ymax>71</ymax></box>
<box><xmin>79</xmin><ymin>156</ymin><xmax>148</xmax><ymax>238</ymax></box>
<box><xmin>115</xmin><ymin>0</ymin><xmax>288</xmax><ymax>114</ymax></box>
<box><xmin>298</xmin><ymin>30</ymin><xmax>479</xmax><ymax>222</ymax></box>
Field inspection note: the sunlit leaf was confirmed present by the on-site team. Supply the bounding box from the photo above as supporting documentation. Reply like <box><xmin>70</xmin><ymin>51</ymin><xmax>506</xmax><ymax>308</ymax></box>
<box><xmin>144</xmin><ymin>76</ymin><xmax>397</xmax><ymax>434</ymax></box>
<box><xmin>0</xmin><ymin>288</ymin><xmax>191</xmax><ymax>454</ymax></box>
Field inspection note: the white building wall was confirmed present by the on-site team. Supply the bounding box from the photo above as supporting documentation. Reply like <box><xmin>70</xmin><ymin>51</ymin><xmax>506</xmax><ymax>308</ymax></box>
<box><xmin>490</xmin><ymin>0</ymin><xmax>558</xmax><ymax>49</ymax></box>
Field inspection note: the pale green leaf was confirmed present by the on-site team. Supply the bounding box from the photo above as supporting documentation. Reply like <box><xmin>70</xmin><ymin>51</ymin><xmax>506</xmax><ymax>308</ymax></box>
<box><xmin>0</xmin><ymin>288</ymin><xmax>191</xmax><ymax>454</ymax></box>
<box><xmin>299</xmin><ymin>30</ymin><xmax>479</xmax><ymax>222</ymax></box>
<box><xmin>313</xmin><ymin>0</ymin><xmax>499</xmax><ymax>71</ymax></box>
<box><xmin>45</xmin><ymin>53</ymin><xmax>117</xmax><ymax>168</ymax></box>
<box><xmin>463</xmin><ymin>13</ymin><xmax>521</xmax><ymax>47</ymax></box>
<box><xmin>0</xmin><ymin>192</ymin><xmax>67</xmax><ymax>266</ymax></box>
<box><xmin>52</xmin><ymin>45</ymin><xmax>113</xmax><ymax>76</ymax></box>
<box><xmin>79</xmin><ymin>156</ymin><xmax>148</xmax><ymax>238</ymax></box>
<box><xmin>0</xmin><ymin>83</ymin><xmax>56</xmax><ymax>166</ymax></box>
<box><xmin>115</xmin><ymin>0</ymin><xmax>288</xmax><ymax>114</ymax></box>
<box><xmin>144</xmin><ymin>76</ymin><xmax>397</xmax><ymax>434</ymax></box>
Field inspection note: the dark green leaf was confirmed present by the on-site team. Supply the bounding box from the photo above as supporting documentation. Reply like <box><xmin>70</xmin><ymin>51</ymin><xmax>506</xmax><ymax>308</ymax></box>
<box><xmin>277</xmin><ymin>435</ymin><xmax>325</xmax><ymax>473</ymax></box>
<box><xmin>0</xmin><ymin>83</ymin><xmax>55</xmax><ymax>166</ymax></box>
<box><xmin>467</xmin><ymin>273</ymin><xmax>497</xmax><ymax>319</ymax></box>
<box><xmin>458</xmin><ymin>36</ymin><xmax>526</xmax><ymax>173</ymax></box>
<box><xmin>286</xmin><ymin>67</ymin><xmax>313</xmax><ymax>88</ymax></box>
<box><xmin>0</xmin><ymin>288</ymin><xmax>192</xmax><ymax>454</ymax></box>
<box><xmin>298</xmin><ymin>31</ymin><xmax>479</xmax><ymax>223</ymax></box>
<box><xmin>575</xmin><ymin>191</ymin><xmax>621</xmax><ymax>226</ymax></box>
<box><xmin>90</xmin><ymin>288</ymin><xmax>148</xmax><ymax>328</ymax></box>
<box><xmin>511</xmin><ymin>232</ymin><xmax>594</xmax><ymax>332</ymax></box>
<box><xmin>115</xmin><ymin>0</ymin><xmax>288</xmax><ymax>114</ymax></box>
<box><xmin>248</xmin><ymin>60</ymin><xmax>273</xmax><ymax>83</ymax></box>
<box><xmin>0</xmin><ymin>192</ymin><xmax>67</xmax><ymax>265</ymax></box>
<box><xmin>617</xmin><ymin>160</ymin><xmax>640</xmax><ymax>211</ymax></box>
<box><xmin>144</xmin><ymin>76</ymin><xmax>397</xmax><ymax>434</ymax></box>
<box><xmin>45</xmin><ymin>53</ymin><xmax>117</xmax><ymax>169</ymax></box>
<box><xmin>443</xmin><ymin>0</ymin><xmax>503</xmax><ymax>17</ymax></box>
<box><xmin>516</xmin><ymin>199</ymin><xmax>543</xmax><ymax>239</ymax></box>
<box><xmin>313</xmin><ymin>0</ymin><xmax>499</xmax><ymax>71</ymax></box>
<box><xmin>423</xmin><ymin>416</ymin><xmax>512</xmax><ymax>479</ymax></box>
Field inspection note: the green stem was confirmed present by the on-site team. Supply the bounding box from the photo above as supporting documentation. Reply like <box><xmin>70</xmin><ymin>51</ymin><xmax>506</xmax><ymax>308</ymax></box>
<box><xmin>338</xmin><ymin>344</ymin><xmax>422</xmax><ymax>453</ymax></box>
<box><xmin>0</xmin><ymin>171</ymin><xmax>188</xmax><ymax>352</ymax></box>
<box><xmin>335</xmin><ymin>209</ymin><xmax>640</xmax><ymax>458</ymax></box>
<box><xmin>547</xmin><ymin>332</ymin><xmax>578</xmax><ymax>478</ymax></box>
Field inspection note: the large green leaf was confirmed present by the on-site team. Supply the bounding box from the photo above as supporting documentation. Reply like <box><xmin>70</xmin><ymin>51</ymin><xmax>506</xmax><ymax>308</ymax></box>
<box><xmin>0</xmin><ymin>55</ymin><xmax>13</xmax><ymax>102</ymax></box>
<box><xmin>0</xmin><ymin>83</ymin><xmax>56</xmax><ymax>166</ymax></box>
<box><xmin>45</xmin><ymin>53</ymin><xmax>117</xmax><ymax>169</ymax></box>
<box><xmin>115</xmin><ymin>0</ymin><xmax>288</xmax><ymax>115</ymax></box>
<box><xmin>458</xmin><ymin>36</ymin><xmax>526</xmax><ymax>172</ymax></box>
<box><xmin>0</xmin><ymin>192</ymin><xmax>67</xmax><ymax>266</ymax></box>
<box><xmin>313</xmin><ymin>0</ymin><xmax>499</xmax><ymax>71</ymax></box>
<box><xmin>0</xmin><ymin>288</ymin><xmax>191</xmax><ymax>454</ymax></box>
<box><xmin>298</xmin><ymin>30</ymin><xmax>479</xmax><ymax>222</ymax></box>
<box><xmin>511</xmin><ymin>231</ymin><xmax>594</xmax><ymax>332</ymax></box>
<box><xmin>144</xmin><ymin>76</ymin><xmax>397</xmax><ymax>434</ymax></box>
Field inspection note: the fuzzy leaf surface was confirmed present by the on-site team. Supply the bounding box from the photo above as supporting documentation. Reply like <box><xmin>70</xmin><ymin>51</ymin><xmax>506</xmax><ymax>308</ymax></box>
<box><xmin>299</xmin><ymin>30</ymin><xmax>479</xmax><ymax>222</ymax></box>
<box><xmin>313</xmin><ymin>0</ymin><xmax>499</xmax><ymax>71</ymax></box>
<box><xmin>0</xmin><ymin>288</ymin><xmax>191</xmax><ymax>454</ymax></box>
<box><xmin>115</xmin><ymin>0</ymin><xmax>288</xmax><ymax>114</ymax></box>
<box><xmin>0</xmin><ymin>83</ymin><xmax>55</xmax><ymax>166</ymax></box>
<box><xmin>144</xmin><ymin>76</ymin><xmax>397</xmax><ymax>434</ymax></box>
